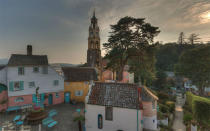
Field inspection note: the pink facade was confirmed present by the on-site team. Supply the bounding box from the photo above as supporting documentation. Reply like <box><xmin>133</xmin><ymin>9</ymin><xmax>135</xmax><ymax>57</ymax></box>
<box><xmin>0</xmin><ymin>91</ymin><xmax>8</xmax><ymax>112</ymax></box>
<box><xmin>142</xmin><ymin>101</ymin><xmax>157</xmax><ymax>117</ymax></box>
<box><xmin>8</xmin><ymin>91</ymin><xmax>64</xmax><ymax>108</ymax></box>
<box><xmin>102</xmin><ymin>69</ymin><xmax>130</xmax><ymax>83</ymax></box>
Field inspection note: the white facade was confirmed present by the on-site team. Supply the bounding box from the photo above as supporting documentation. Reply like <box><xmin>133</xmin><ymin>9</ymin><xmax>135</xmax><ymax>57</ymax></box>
<box><xmin>128</xmin><ymin>73</ymin><xmax>134</xmax><ymax>84</ymax></box>
<box><xmin>143</xmin><ymin>116</ymin><xmax>157</xmax><ymax>130</ymax></box>
<box><xmin>184</xmin><ymin>80</ymin><xmax>197</xmax><ymax>91</ymax></box>
<box><xmin>0</xmin><ymin>67</ymin><xmax>7</xmax><ymax>85</ymax></box>
<box><xmin>85</xmin><ymin>104</ymin><xmax>143</xmax><ymax>131</ymax></box>
<box><xmin>7</xmin><ymin>66</ymin><xmax>64</xmax><ymax>96</ymax></box>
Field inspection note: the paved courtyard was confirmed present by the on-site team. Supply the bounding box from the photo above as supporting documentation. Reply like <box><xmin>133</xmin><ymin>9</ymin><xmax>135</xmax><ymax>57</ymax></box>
<box><xmin>0</xmin><ymin>103</ymin><xmax>84</xmax><ymax>131</ymax></box>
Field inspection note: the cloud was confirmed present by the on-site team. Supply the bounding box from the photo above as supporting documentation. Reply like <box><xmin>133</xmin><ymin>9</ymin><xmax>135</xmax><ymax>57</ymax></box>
<box><xmin>0</xmin><ymin>0</ymin><xmax>210</xmax><ymax>64</ymax></box>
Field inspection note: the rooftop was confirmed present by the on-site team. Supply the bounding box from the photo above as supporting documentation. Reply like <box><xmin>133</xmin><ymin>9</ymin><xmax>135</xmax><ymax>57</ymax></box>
<box><xmin>7</xmin><ymin>54</ymin><xmax>48</xmax><ymax>66</ymax></box>
<box><xmin>62</xmin><ymin>67</ymin><xmax>98</xmax><ymax>82</ymax></box>
<box><xmin>87</xmin><ymin>82</ymin><xmax>142</xmax><ymax>110</ymax></box>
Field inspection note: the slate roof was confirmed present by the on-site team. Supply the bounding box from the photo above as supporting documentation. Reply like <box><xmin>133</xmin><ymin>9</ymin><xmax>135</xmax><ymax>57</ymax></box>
<box><xmin>87</xmin><ymin>82</ymin><xmax>141</xmax><ymax>109</ymax></box>
<box><xmin>62</xmin><ymin>67</ymin><xmax>98</xmax><ymax>82</ymax></box>
<box><xmin>7</xmin><ymin>54</ymin><xmax>48</xmax><ymax>66</ymax></box>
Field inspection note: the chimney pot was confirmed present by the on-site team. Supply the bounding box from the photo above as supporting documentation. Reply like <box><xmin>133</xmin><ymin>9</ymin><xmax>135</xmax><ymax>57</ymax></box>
<box><xmin>27</xmin><ymin>45</ymin><xmax>32</xmax><ymax>55</ymax></box>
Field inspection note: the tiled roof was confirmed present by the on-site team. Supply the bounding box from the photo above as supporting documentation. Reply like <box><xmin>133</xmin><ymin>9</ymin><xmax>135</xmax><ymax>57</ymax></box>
<box><xmin>87</xmin><ymin>82</ymin><xmax>141</xmax><ymax>109</ymax></box>
<box><xmin>62</xmin><ymin>67</ymin><xmax>98</xmax><ymax>82</ymax></box>
<box><xmin>7</xmin><ymin>54</ymin><xmax>48</xmax><ymax>66</ymax></box>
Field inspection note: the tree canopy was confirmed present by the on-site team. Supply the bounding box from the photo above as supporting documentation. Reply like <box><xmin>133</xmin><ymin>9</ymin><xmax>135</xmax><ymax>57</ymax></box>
<box><xmin>175</xmin><ymin>45</ymin><xmax>210</xmax><ymax>95</ymax></box>
<box><xmin>103</xmin><ymin>16</ymin><xmax>160</xmax><ymax>82</ymax></box>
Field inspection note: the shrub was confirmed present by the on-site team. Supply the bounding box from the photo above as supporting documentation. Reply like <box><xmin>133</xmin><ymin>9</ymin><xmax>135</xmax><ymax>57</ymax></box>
<box><xmin>166</xmin><ymin>101</ymin><xmax>175</xmax><ymax>113</ymax></box>
<box><xmin>183</xmin><ymin>113</ymin><xmax>193</xmax><ymax>125</ymax></box>
<box><xmin>159</xmin><ymin>104</ymin><xmax>169</xmax><ymax>114</ymax></box>
<box><xmin>185</xmin><ymin>92</ymin><xmax>210</xmax><ymax>128</ymax></box>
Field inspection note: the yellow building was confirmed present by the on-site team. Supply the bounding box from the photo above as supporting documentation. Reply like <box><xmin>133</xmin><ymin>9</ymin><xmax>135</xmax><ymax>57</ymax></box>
<box><xmin>62</xmin><ymin>67</ymin><xmax>98</xmax><ymax>103</ymax></box>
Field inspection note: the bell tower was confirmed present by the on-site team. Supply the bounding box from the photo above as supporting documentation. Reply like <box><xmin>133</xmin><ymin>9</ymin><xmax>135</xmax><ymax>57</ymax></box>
<box><xmin>87</xmin><ymin>10</ymin><xmax>102</xmax><ymax>81</ymax></box>
<box><xmin>87</xmin><ymin>11</ymin><xmax>101</xmax><ymax>69</ymax></box>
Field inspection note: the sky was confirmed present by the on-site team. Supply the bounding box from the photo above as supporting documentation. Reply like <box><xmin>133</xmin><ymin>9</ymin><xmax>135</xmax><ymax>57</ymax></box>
<box><xmin>0</xmin><ymin>0</ymin><xmax>210</xmax><ymax>64</ymax></box>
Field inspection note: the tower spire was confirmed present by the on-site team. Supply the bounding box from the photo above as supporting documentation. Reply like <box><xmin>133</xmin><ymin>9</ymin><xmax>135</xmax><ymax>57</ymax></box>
<box><xmin>93</xmin><ymin>8</ymin><xmax>95</xmax><ymax>17</ymax></box>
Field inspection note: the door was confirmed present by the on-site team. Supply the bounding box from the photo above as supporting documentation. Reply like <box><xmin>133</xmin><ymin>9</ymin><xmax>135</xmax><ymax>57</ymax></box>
<box><xmin>65</xmin><ymin>92</ymin><xmax>70</xmax><ymax>104</ymax></box>
<box><xmin>48</xmin><ymin>94</ymin><xmax>53</xmax><ymax>105</ymax></box>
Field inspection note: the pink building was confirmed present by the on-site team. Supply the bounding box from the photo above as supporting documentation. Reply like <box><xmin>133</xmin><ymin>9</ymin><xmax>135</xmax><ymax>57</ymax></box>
<box><xmin>102</xmin><ymin>59</ymin><xmax>134</xmax><ymax>83</ymax></box>
<box><xmin>0</xmin><ymin>45</ymin><xmax>64</xmax><ymax>112</ymax></box>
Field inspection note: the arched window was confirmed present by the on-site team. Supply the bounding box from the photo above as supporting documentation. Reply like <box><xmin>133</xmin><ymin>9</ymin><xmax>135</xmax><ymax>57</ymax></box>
<box><xmin>98</xmin><ymin>114</ymin><xmax>103</xmax><ymax>129</ymax></box>
<box><xmin>96</xmin><ymin>41</ymin><xmax>99</xmax><ymax>49</ymax></box>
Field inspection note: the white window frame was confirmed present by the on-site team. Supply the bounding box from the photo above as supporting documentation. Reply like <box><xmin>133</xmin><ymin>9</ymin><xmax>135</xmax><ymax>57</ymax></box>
<box><xmin>14</xmin><ymin>81</ymin><xmax>21</xmax><ymax>91</ymax></box>
<box><xmin>28</xmin><ymin>81</ymin><xmax>35</xmax><ymax>88</ymax></box>
<box><xmin>75</xmin><ymin>90</ymin><xmax>83</xmax><ymax>96</ymax></box>
<box><xmin>15</xmin><ymin>97</ymin><xmax>24</xmax><ymax>102</ymax></box>
<box><xmin>18</xmin><ymin>67</ymin><xmax>24</xmax><ymax>75</ymax></box>
<box><xmin>53</xmin><ymin>80</ymin><xmax>59</xmax><ymax>86</ymax></box>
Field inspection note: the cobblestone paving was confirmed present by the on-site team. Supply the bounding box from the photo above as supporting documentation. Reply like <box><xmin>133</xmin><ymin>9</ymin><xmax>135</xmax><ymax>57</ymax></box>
<box><xmin>0</xmin><ymin>103</ymin><xmax>84</xmax><ymax>131</ymax></box>
<box><xmin>172</xmin><ymin>93</ymin><xmax>186</xmax><ymax>131</ymax></box>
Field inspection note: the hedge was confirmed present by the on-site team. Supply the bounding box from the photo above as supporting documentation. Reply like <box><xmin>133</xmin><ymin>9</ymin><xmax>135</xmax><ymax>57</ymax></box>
<box><xmin>186</xmin><ymin>92</ymin><xmax>210</xmax><ymax>127</ymax></box>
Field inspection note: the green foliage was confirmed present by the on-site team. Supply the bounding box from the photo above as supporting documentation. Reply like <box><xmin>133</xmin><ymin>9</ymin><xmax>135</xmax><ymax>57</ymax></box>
<box><xmin>183</xmin><ymin>113</ymin><xmax>193</xmax><ymax>125</ymax></box>
<box><xmin>185</xmin><ymin>92</ymin><xmax>210</xmax><ymax>128</ymax></box>
<box><xmin>157</xmin><ymin>92</ymin><xmax>169</xmax><ymax>103</ymax></box>
<box><xmin>159</xmin><ymin>104</ymin><xmax>169</xmax><ymax>114</ymax></box>
<box><xmin>156</xmin><ymin>43</ymin><xmax>195</xmax><ymax>71</ymax></box>
<box><xmin>194</xmin><ymin>100</ymin><xmax>210</xmax><ymax>127</ymax></box>
<box><xmin>103</xmin><ymin>16</ymin><xmax>160</xmax><ymax>81</ymax></box>
<box><xmin>175</xmin><ymin>45</ymin><xmax>210</xmax><ymax>95</ymax></box>
<box><xmin>0</xmin><ymin>83</ymin><xmax>7</xmax><ymax>93</ymax></box>
<box><xmin>73</xmin><ymin>115</ymin><xmax>85</xmax><ymax>122</ymax></box>
<box><xmin>153</xmin><ymin>70</ymin><xmax>167</xmax><ymax>90</ymax></box>
<box><xmin>166</xmin><ymin>101</ymin><xmax>175</xmax><ymax>113</ymax></box>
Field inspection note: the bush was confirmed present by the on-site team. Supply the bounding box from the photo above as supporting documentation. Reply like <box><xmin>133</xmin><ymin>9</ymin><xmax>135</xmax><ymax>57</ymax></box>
<box><xmin>183</xmin><ymin>113</ymin><xmax>193</xmax><ymax>125</ymax></box>
<box><xmin>159</xmin><ymin>104</ymin><xmax>169</xmax><ymax>114</ymax></box>
<box><xmin>185</xmin><ymin>92</ymin><xmax>210</xmax><ymax>128</ymax></box>
<box><xmin>166</xmin><ymin>101</ymin><xmax>175</xmax><ymax>113</ymax></box>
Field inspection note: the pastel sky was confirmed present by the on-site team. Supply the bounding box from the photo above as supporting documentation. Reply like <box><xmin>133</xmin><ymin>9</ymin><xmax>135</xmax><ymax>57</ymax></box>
<box><xmin>0</xmin><ymin>0</ymin><xmax>210</xmax><ymax>64</ymax></box>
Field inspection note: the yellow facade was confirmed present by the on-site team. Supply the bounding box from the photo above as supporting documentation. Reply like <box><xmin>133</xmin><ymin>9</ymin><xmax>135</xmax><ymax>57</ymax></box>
<box><xmin>64</xmin><ymin>81</ymin><xmax>89</xmax><ymax>103</ymax></box>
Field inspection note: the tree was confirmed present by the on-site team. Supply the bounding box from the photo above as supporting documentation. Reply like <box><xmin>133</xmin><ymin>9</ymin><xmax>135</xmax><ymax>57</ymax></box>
<box><xmin>178</xmin><ymin>32</ymin><xmax>185</xmax><ymax>44</ymax></box>
<box><xmin>175</xmin><ymin>45</ymin><xmax>210</xmax><ymax>95</ymax></box>
<box><xmin>103</xmin><ymin>16</ymin><xmax>160</xmax><ymax>81</ymax></box>
<box><xmin>73</xmin><ymin>110</ymin><xmax>85</xmax><ymax>131</ymax></box>
<box><xmin>188</xmin><ymin>33</ymin><xmax>201</xmax><ymax>44</ymax></box>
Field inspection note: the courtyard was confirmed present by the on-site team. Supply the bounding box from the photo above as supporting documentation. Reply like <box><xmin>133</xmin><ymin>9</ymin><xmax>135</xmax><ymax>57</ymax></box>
<box><xmin>0</xmin><ymin>103</ymin><xmax>85</xmax><ymax>131</ymax></box>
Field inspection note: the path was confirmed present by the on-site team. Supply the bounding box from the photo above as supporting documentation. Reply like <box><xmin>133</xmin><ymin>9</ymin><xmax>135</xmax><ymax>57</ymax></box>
<box><xmin>172</xmin><ymin>93</ymin><xmax>186</xmax><ymax>131</ymax></box>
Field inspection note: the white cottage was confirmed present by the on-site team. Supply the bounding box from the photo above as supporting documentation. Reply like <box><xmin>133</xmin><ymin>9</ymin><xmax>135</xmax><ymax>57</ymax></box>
<box><xmin>0</xmin><ymin>45</ymin><xmax>64</xmax><ymax>111</ymax></box>
<box><xmin>85</xmin><ymin>82</ymin><xmax>143</xmax><ymax>131</ymax></box>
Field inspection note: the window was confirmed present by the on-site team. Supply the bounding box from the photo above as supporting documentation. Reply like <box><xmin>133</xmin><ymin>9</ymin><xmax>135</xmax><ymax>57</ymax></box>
<box><xmin>14</xmin><ymin>82</ymin><xmax>21</xmax><ymax>91</ymax></box>
<box><xmin>105</xmin><ymin>107</ymin><xmax>113</xmax><ymax>121</ymax></box>
<box><xmin>15</xmin><ymin>97</ymin><xmax>24</xmax><ymax>102</ymax></box>
<box><xmin>75</xmin><ymin>90</ymin><xmax>83</xmax><ymax>96</ymax></box>
<box><xmin>29</xmin><ymin>82</ymin><xmax>35</xmax><ymax>88</ymax></box>
<box><xmin>42</xmin><ymin>66</ymin><xmax>48</xmax><ymax>74</ymax></box>
<box><xmin>53</xmin><ymin>80</ymin><xmax>59</xmax><ymax>86</ymax></box>
<box><xmin>18</xmin><ymin>67</ymin><xmax>24</xmax><ymax>75</ymax></box>
<box><xmin>33</xmin><ymin>67</ymin><xmax>39</xmax><ymax>73</ymax></box>
<box><xmin>98</xmin><ymin>114</ymin><xmax>103</xmax><ymax>129</ymax></box>
<box><xmin>152</xmin><ymin>100</ymin><xmax>156</xmax><ymax>110</ymax></box>
<box><xmin>56</xmin><ymin>93</ymin><xmax>59</xmax><ymax>98</ymax></box>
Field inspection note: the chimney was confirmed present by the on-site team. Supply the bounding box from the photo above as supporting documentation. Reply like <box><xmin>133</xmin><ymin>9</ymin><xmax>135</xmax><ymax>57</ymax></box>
<box><xmin>27</xmin><ymin>45</ymin><xmax>32</xmax><ymax>55</ymax></box>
